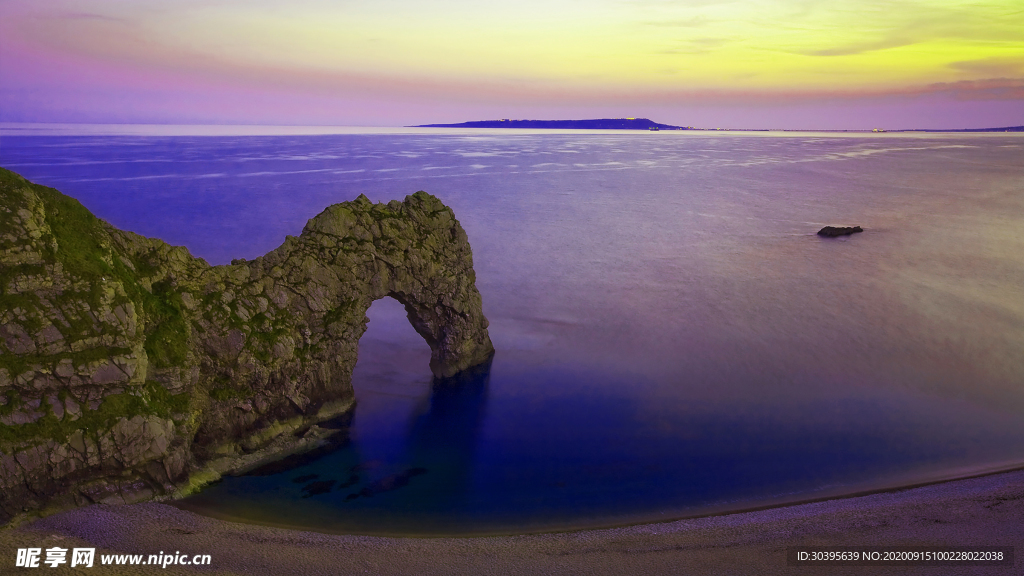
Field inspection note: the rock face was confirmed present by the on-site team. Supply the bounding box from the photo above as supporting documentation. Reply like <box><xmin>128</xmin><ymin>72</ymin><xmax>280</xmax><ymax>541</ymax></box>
<box><xmin>817</xmin><ymin>225</ymin><xmax>864</xmax><ymax>237</ymax></box>
<box><xmin>0</xmin><ymin>167</ymin><xmax>493</xmax><ymax>523</ymax></box>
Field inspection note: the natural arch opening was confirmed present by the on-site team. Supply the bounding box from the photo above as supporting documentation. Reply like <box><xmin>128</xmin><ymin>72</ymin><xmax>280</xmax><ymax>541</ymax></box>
<box><xmin>350</xmin><ymin>296</ymin><xmax>436</xmax><ymax>469</ymax></box>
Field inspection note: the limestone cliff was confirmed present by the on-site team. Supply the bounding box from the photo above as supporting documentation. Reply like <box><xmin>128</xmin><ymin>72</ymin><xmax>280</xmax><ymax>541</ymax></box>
<box><xmin>0</xmin><ymin>167</ymin><xmax>494</xmax><ymax>523</ymax></box>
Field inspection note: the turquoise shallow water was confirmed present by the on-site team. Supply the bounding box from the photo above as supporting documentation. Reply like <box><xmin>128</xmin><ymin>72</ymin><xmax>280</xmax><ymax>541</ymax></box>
<box><xmin>3</xmin><ymin>130</ymin><xmax>1024</xmax><ymax>535</ymax></box>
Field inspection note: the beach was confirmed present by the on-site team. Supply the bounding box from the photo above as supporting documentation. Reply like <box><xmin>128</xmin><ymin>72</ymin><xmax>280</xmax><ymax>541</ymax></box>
<box><xmin>3</xmin><ymin>467</ymin><xmax>1020</xmax><ymax>575</ymax></box>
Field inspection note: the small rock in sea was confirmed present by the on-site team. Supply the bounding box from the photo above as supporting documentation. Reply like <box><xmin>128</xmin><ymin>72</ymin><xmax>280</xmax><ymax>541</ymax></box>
<box><xmin>817</xmin><ymin>225</ymin><xmax>863</xmax><ymax>237</ymax></box>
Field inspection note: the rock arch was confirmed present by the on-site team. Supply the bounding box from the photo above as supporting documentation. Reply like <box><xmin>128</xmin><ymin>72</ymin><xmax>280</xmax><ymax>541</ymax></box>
<box><xmin>0</xmin><ymin>167</ymin><xmax>493</xmax><ymax>520</ymax></box>
<box><xmin>191</xmin><ymin>191</ymin><xmax>495</xmax><ymax>455</ymax></box>
<box><xmin>307</xmin><ymin>192</ymin><xmax>495</xmax><ymax>379</ymax></box>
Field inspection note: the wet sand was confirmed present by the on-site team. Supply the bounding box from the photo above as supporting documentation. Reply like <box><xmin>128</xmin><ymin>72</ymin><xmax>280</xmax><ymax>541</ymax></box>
<box><xmin>2</xmin><ymin>468</ymin><xmax>1021</xmax><ymax>575</ymax></box>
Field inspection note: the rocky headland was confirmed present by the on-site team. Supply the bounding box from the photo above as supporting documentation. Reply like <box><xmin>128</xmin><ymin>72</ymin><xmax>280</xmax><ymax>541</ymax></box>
<box><xmin>0</xmin><ymin>167</ymin><xmax>493</xmax><ymax>524</ymax></box>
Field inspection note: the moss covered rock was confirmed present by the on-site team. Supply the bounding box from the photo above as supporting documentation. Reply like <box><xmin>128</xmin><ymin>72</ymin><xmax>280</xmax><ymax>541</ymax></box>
<box><xmin>0</xmin><ymin>167</ymin><xmax>493</xmax><ymax>522</ymax></box>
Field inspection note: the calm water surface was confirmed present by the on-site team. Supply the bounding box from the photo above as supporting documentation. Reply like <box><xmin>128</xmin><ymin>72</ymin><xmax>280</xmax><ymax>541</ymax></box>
<box><xmin>3</xmin><ymin>130</ymin><xmax>1023</xmax><ymax>535</ymax></box>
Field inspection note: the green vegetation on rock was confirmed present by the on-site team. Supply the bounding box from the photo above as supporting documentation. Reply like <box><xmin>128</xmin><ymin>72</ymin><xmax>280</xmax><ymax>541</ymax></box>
<box><xmin>0</xmin><ymin>166</ymin><xmax>493</xmax><ymax>524</ymax></box>
<box><xmin>0</xmin><ymin>380</ymin><xmax>189</xmax><ymax>446</ymax></box>
<box><xmin>142</xmin><ymin>280</ymin><xmax>189</xmax><ymax>368</ymax></box>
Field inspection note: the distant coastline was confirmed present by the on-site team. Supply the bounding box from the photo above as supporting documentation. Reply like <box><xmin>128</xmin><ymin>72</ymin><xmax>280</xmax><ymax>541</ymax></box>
<box><xmin>411</xmin><ymin>118</ymin><xmax>690</xmax><ymax>130</ymax></box>
<box><xmin>910</xmin><ymin>125</ymin><xmax>1024</xmax><ymax>132</ymax></box>
<box><xmin>1</xmin><ymin>122</ymin><xmax>1022</xmax><ymax>137</ymax></box>
<box><xmin>410</xmin><ymin>118</ymin><xmax>1024</xmax><ymax>133</ymax></box>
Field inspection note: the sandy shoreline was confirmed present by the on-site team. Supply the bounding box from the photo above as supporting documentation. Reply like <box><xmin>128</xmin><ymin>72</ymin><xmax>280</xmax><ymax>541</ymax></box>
<box><xmin>2</xmin><ymin>468</ymin><xmax>1021</xmax><ymax>575</ymax></box>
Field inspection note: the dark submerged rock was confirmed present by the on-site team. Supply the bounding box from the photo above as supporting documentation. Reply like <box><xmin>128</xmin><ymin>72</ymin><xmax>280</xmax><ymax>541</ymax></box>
<box><xmin>0</xmin><ymin>167</ymin><xmax>494</xmax><ymax>523</ymax></box>
<box><xmin>817</xmin><ymin>225</ymin><xmax>864</xmax><ymax>237</ymax></box>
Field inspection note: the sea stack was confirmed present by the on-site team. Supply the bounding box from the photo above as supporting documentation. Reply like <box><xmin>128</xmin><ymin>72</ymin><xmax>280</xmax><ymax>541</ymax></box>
<box><xmin>817</xmin><ymin>225</ymin><xmax>864</xmax><ymax>237</ymax></box>
<box><xmin>0</xmin><ymin>167</ymin><xmax>494</xmax><ymax>522</ymax></box>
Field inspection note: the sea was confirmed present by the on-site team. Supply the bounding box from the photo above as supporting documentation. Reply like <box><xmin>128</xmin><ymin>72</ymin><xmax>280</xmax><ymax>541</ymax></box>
<box><xmin>2</xmin><ymin>125</ymin><xmax>1023</xmax><ymax>536</ymax></box>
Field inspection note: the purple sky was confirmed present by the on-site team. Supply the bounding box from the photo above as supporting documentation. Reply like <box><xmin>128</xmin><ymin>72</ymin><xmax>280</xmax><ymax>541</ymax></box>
<box><xmin>1</xmin><ymin>0</ymin><xmax>1022</xmax><ymax>129</ymax></box>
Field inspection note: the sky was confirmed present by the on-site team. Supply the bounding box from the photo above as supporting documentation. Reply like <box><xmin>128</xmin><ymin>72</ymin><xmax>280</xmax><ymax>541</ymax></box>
<box><xmin>1</xmin><ymin>0</ymin><xmax>1022</xmax><ymax>129</ymax></box>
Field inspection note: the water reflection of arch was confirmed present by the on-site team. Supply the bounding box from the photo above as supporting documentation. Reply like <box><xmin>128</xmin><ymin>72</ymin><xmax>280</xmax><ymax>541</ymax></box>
<box><xmin>402</xmin><ymin>356</ymin><xmax>493</xmax><ymax>509</ymax></box>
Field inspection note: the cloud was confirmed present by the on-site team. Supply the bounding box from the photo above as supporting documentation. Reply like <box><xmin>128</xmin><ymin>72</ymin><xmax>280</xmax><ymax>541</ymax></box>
<box><xmin>578</xmin><ymin>76</ymin><xmax>1024</xmax><ymax>106</ymax></box>
<box><xmin>57</xmin><ymin>12</ymin><xmax>126</xmax><ymax>22</ymax></box>
<box><xmin>794</xmin><ymin>6</ymin><xmax>1022</xmax><ymax>58</ymax></box>
<box><xmin>803</xmin><ymin>36</ymin><xmax>915</xmax><ymax>57</ymax></box>
<box><xmin>638</xmin><ymin>16</ymin><xmax>710</xmax><ymax>28</ymax></box>
<box><xmin>657</xmin><ymin>36</ymin><xmax>727</xmax><ymax>54</ymax></box>
<box><xmin>920</xmin><ymin>77</ymin><xmax>1024</xmax><ymax>101</ymax></box>
<box><xmin>622</xmin><ymin>0</ymin><xmax>728</xmax><ymax>7</ymax></box>
<box><xmin>948</xmin><ymin>57</ymin><xmax>1024</xmax><ymax>78</ymax></box>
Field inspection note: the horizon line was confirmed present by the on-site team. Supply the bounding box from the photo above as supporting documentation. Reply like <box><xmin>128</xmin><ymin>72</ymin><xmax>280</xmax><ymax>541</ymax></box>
<box><xmin>2</xmin><ymin>121</ymin><xmax>1023</xmax><ymax>138</ymax></box>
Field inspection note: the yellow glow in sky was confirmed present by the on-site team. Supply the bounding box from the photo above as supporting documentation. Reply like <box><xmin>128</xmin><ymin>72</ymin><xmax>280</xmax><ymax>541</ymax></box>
<box><xmin>9</xmin><ymin>0</ymin><xmax>1024</xmax><ymax>94</ymax></box>
<box><xmin>1</xmin><ymin>0</ymin><xmax>1022</xmax><ymax>126</ymax></box>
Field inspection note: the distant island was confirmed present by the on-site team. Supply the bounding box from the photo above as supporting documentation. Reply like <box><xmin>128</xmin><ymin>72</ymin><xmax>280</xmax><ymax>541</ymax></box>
<box><xmin>915</xmin><ymin>126</ymin><xmax>1023</xmax><ymax>133</ymax></box>
<box><xmin>412</xmin><ymin>118</ymin><xmax>690</xmax><ymax>130</ymax></box>
<box><xmin>411</xmin><ymin>118</ymin><xmax>1024</xmax><ymax>133</ymax></box>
